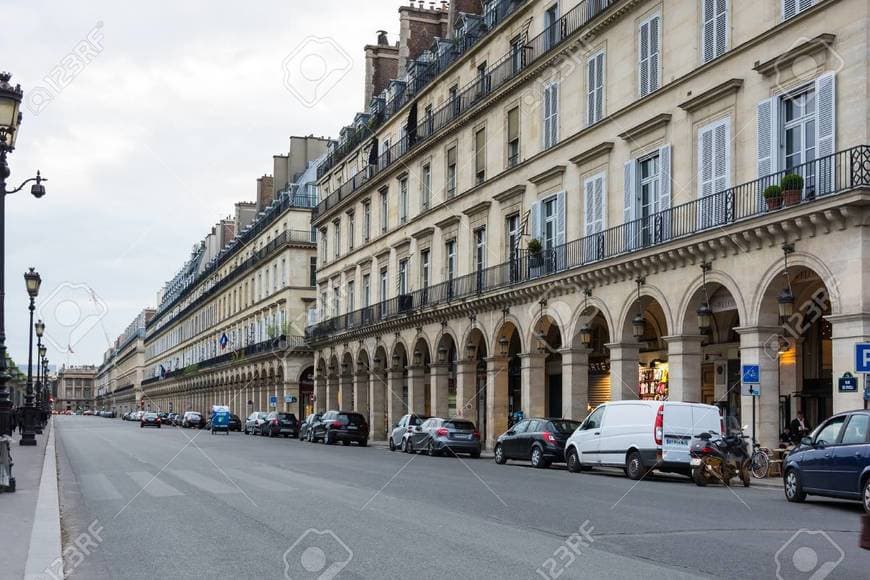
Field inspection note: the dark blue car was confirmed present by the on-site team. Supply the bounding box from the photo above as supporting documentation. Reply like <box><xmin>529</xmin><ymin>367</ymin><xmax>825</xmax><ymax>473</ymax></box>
<box><xmin>783</xmin><ymin>409</ymin><xmax>870</xmax><ymax>512</ymax></box>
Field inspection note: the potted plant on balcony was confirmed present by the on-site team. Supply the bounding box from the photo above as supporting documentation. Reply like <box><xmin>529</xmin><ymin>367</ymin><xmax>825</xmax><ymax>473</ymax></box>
<box><xmin>763</xmin><ymin>184</ymin><xmax>783</xmax><ymax>211</ymax></box>
<box><xmin>527</xmin><ymin>238</ymin><xmax>543</xmax><ymax>275</ymax></box>
<box><xmin>780</xmin><ymin>173</ymin><xmax>804</xmax><ymax>206</ymax></box>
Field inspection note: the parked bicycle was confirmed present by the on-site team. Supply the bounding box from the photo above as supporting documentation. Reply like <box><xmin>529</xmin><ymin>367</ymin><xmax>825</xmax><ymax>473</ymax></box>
<box><xmin>749</xmin><ymin>442</ymin><xmax>770</xmax><ymax>479</ymax></box>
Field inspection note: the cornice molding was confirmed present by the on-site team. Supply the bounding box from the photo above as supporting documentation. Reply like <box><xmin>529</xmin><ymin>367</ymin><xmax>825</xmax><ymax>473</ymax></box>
<box><xmin>678</xmin><ymin>78</ymin><xmax>744</xmax><ymax>113</ymax></box>
<box><xmin>529</xmin><ymin>164</ymin><xmax>566</xmax><ymax>185</ymax></box>
<box><xmin>618</xmin><ymin>113</ymin><xmax>671</xmax><ymax>141</ymax></box>
<box><xmin>569</xmin><ymin>141</ymin><xmax>615</xmax><ymax>166</ymax></box>
<box><xmin>753</xmin><ymin>33</ymin><xmax>836</xmax><ymax>77</ymax></box>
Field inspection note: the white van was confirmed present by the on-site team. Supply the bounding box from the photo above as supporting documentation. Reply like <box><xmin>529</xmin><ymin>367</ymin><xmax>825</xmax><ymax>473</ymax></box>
<box><xmin>564</xmin><ymin>401</ymin><xmax>722</xmax><ymax>480</ymax></box>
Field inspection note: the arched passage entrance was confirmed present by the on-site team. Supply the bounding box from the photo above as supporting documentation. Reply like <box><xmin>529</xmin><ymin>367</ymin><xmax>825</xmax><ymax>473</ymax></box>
<box><xmin>615</xmin><ymin>287</ymin><xmax>670</xmax><ymax>402</ymax></box>
<box><xmin>460</xmin><ymin>327</ymin><xmax>488</xmax><ymax>440</ymax></box>
<box><xmin>529</xmin><ymin>314</ymin><xmax>563</xmax><ymax>418</ymax></box>
<box><xmin>370</xmin><ymin>345</ymin><xmax>389</xmax><ymax>440</ymax></box>
<box><xmin>433</xmin><ymin>333</ymin><xmax>457</xmax><ymax>418</ymax></box>
<box><xmin>487</xmin><ymin>320</ymin><xmax>522</xmax><ymax>450</ymax></box>
<box><xmin>410</xmin><ymin>337</ymin><xmax>431</xmax><ymax>415</ymax></box>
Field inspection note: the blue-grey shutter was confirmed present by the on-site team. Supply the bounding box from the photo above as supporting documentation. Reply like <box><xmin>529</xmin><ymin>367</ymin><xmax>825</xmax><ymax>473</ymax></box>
<box><xmin>555</xmin><ymin>191</ymin><xmax>566</xmax><ymax>246</ymax></box>
<box><xmin>658</xmin><ymin>145</ymin><xmax>672</xmax><ymax>240</ymax></box>
<box><xmin>530</xmin><ymin>201</ymin><xmax>541</xmax><ymax>241</ymax></box>
<box><xmin>815</xmin><ymin>72</ymin><xmax>836</xmax><ymax>194</ymax></box>
<box><xmin>623</xmin><ymin>160</ymin><xmax>636</xmax><ymax>250</ymax></box>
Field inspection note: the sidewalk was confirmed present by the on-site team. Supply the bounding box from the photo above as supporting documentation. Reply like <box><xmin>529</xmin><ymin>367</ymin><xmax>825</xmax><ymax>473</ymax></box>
<box><xmin>0</xmin><ymin>422</ymin><xmax>64</xmax><ymax>580</ymax></box>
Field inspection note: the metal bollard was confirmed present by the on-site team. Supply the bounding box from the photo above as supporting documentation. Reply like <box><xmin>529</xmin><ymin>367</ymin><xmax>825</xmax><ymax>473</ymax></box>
<box><xmin>0</xmin><ymin>435</ymin><xmax>15</xmax><ymax>492</ymax></box>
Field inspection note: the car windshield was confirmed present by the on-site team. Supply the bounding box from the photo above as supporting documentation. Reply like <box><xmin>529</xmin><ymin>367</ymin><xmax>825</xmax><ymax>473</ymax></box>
<box><xmin>337</xmin><ymin>413</ymin><xmax>364</xmax><ymax>424</ymax></box>
<box><xmin>144</xmin><ymin>413</ymin><xmax>157</xmax><ymax>419</ymax></box>
<box><xmin>277</xmin><ymin>413</ymin><xmax>296</xmax><ymax>421</ymax></box>
<box><xmin>409</xmin><ymin>415</ymin><xmax>429</xmax><ymax>426</ymax></box>
<box><xmin>548</xmin><ymin>420</ymin><xmax>581</xmax><ymax>433</ymax></box>
<box><xmin>444</xmin><ymin>420</ymin><xmax>475</xmax><ymax>431</ymax></box>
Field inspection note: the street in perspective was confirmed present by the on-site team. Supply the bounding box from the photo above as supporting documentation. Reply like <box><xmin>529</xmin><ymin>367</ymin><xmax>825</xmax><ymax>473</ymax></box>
<box><xmin>1</xmin><ymin>0</ymin><xmax>869</xmax><ymax>579</ymax></box>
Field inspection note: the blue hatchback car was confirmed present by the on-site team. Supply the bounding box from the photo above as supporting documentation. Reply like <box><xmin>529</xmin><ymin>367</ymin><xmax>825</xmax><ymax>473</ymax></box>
<box><xmin>783</xmin><ymin>409</ymin><xmax>870</xmax><ymax>512</ymax></box>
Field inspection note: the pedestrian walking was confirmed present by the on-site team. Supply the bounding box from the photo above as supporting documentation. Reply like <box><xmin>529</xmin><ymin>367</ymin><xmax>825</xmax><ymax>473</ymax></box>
<box><xmin>9</xmin><ymin>406</ymin><xmax>17</xmax><ymax>435</ymax></box>
<box><xmin>16</xmin><ymin>408</ymin><xmax>24</xmax><ymax>435</ymax></box>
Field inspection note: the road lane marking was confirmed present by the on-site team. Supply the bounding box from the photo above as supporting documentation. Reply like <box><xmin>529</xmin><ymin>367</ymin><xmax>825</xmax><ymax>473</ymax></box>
<box><xmin>170</xmin><ymin>469</ymin><xmax>238</xmax><ymax>494</ymax></box>
<box><xmin>80</xmin><ymin>473</ymin><xmax>123</xmax><ymax>501</ymax></box>
<box><xmin>224</xmin><ymin>468</ymin><xmax>295</xmax><ymax>492</ymax></box>
<box><xmin>126</xmin><ymin>471</ymin><xmax>184</xmax><ymax>497</ymax></box>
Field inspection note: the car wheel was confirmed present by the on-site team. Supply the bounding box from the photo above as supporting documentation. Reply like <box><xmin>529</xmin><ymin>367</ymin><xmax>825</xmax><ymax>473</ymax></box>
<box><xmin>389</xmin><ymin>438</ymin><xmax>396</xmax><ymax>452</ymax></box>
<box><xmin>342</xmin><ymin>440</ymin><xmax>350</xmax><ymax>446</ymax></box>
<box><xmin>692</xmin><ymin>467</ymin><xmax>709</xmax><ymax>487</ymax></box>
<box><xmin>494</xmin><ymin>444</ymin><xmax>507</xmax><ymax>465</ymax></box>
<box><xmin>784</xmin><ymin>468</ymin><xmax>807</xmax><ymax>503</ymax></box>
<box><xmin>625</xmin><ymin>451</ymin><xmax>645</xmax><ymax>481</ymax></box>
<box><xmin>325</xmin><ymin>431</ymin><xmax>335</xmax><ymax>445</ymax></box>
<box><xmin>244</xmin><ymin>427</ymin><xmax>248</xmax><ymax>435</ymax></box>
<box><xmin>403</xmin><ymin>438</ymin><xmax>415</xmax><ymax>454</ymax></box>
<box><xmin>566</xmin><ymin>448</ymin><xmax>581</xmax><ymax>473</ymax></box>
<box><xmin>359</xmin><ymin>439</ymin><xmax>367</xmax><ymax>447</ymax></box>
<box><xmin>530</xmin><ymin>446</ymin><xmax>549</xmax><ymax>469</ymax></box>
<box><xmin>862</xmin><ymin>478</ymin><xmax>870</xmax><ymax>513</ymax></box>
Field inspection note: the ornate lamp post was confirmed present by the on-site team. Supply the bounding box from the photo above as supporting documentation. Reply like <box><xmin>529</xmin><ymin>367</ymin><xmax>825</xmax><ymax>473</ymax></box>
<box><xmin>20</xmin><ymin>268</ymin><xmax>41</xmax><ymax>445</ymax></box>
<box><xmin>43</xmin><ymin>357</ymin><xmax>50</xmax><ymax>415</ymax></box>
<box><xmin>33</xmin><ymin>321</ymin><xmax>45</xmax><ymax>433</ymax></box>
<box><xmin>38</xmin><ymin>343</ymin><xmax>47</xmax><ymax>425</ymax></box>
<box><xmin>0</xmin><ymin>73</ymin><xmax>47</xmax><ymax>438</ymax></box>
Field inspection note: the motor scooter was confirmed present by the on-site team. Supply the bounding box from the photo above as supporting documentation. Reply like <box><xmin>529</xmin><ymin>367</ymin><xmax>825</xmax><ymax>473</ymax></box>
<box><xmin>689</xmin><ymin>430</ymin><xmax>751</xmax><ymax>487</ymax></box>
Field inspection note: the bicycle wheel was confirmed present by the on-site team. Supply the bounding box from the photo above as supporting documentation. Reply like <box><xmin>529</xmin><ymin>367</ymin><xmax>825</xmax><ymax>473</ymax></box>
<box><xmin>750</xmin><ymin>450</ymin><xmax>769</xmax><ymax>479</ymax></box>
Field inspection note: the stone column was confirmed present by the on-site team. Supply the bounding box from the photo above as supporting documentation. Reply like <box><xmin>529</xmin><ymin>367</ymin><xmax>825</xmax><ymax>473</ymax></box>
<box><xmin>519</xmin><ymin>352</ymin><xmax>546</xmax><ymax>417</ymax></box>
<box><xmin>387</xmin><ymin>369</ymin><xmax>405</xmax><ymax>432</ymax></box>
<box><xmin>314</xmin><ymin>377</ymin><xmax>327</xmax><ymax>413</ymax></box>
<box><xmin>326</xmin><ymin>375</ymin><xmax>339</xmax><ymax>410</ymax></box>
<box><xmin>560</xmin><ymin>348</ymin><xmax>590</xmax><ymax>420</ymax></box>
<box><xmin>486</xmin><ymin>355</ymin><xmax>509</xmax><ymax>450</ymax></box>
<box><xmin>284</xmin><ymin>381</ymin><xmax>299</xmax><ymax>414</ymax></box>
<box><xmin>606</xmin><ymin>343</ymin><xmax>640</xmax><ymax>400</ymax></box>
<box><xmin>429</xmin><ymin>362</ymin><xmax>450</xmax><ymax>417</ymax></box>
<box><xmin>663</xmin><ymin>335</ymin><xmax>705</xmax><ymax>402</ymax></box>
<box><xmin>339</xmin><ymin>373</ymin><xmax>354</xmax><ymax>410</ymax></box>
<box><xmin>369</xmin><ymin>370</ymin><xmax>387</xmax><ymax>440</ymax></box>
<box><xmin>828</xmin><ymin>313</ymin><xmax>870</xmax><ymax>413</ymax></box>
<box><xmin>406</xmin><ymin>364</ymin><xmax>427</xmax><ymax>415</ymax></box>
<box><xmin>354</xmin><ymin>370</ymin><xmax>370</xmax><ymax>416</ymax></box>
<box><xmin>455</xmin><ymin>360</ymin><xmax>478</xmax><ymax>420</ymax></box>
<box><xmin>737</xmin><ymin>326</ymin><xmax>782</xmax><ymax>448</ymax></box>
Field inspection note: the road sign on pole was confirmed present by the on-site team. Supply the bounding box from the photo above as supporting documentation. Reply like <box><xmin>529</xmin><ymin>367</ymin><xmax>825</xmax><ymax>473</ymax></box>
<box><xmin>855</xmin><ymin>343</ymin><xmax>870</xmax><ymax>373</ymax></box>
<box><xmin>741</xmin><ymin>364</ymin><xmax>760</xmax><ymax>396</ymax></box>
<box><xmin>269</xmin><ymin>395</ymin><xmax>277</xmax><ymax>408</ymax></box>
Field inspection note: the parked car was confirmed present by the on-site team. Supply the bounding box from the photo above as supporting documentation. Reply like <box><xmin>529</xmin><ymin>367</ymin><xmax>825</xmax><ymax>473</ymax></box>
<box><xmin>300</xmin><ymin>413</ymin><xmax>322</xmax><ymax>441</ymax></box>
<box><xmin>407</xmin><ymin>417</ymin><xmax>481</xmax><ymax>458</ymax></box>
<box><xmin>228</xmin><ymin>413</ymin><xmax>242</xmax><ymax>432</ymax></box>
<box><xmin>140</xmin><ymin>412</ymin><xmax>161</xmax><ymax>428</ymax></box>
<box><xmin>783</xmin><ymin>409</ymin><xmax>870</xmax><ymax>512</ymax></box>
<box><xmin>157</xmin><ymin>412</ymin><xmax>170</xmax><ymax>424</ymax></box>
<box><xmin>263</xmin><ymin>412</ymin><xmax>298</xmax><ymax>438</ymax></box>
<box><xmin>389</xmin><ymin>413</ymin><xmax>431</xmax><ymax>452</ymax></box>
<box><xmin>310</xmin><ymin>410</ymin><xmax>368</xmax><ymax>446</ymax></box>
<box><xmin>564</xmin><ymin>401</ymin><xmax>722</xmax><ymax>479</ymax></box>
<box><xmin>181</xmin><ymin>411</ymin><xmax>205</xmax><ymax>429</ymax></box>
<box><xmin>244</xmin><ymin>411</ymin><xmax>269</xmax><ymax>435</ymax></box>
<box><xmin>494</xmin><ymin>418</ymin><xmax>581</xmax><ymax>468</ymax></box>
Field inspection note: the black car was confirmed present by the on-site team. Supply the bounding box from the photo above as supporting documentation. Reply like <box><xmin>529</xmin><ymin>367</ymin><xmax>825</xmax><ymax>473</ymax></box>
<box><xmin>311</xmin><ymin>410</ymin><xmax>368</xmax><ymax>446</ymax></box>
<box><xmin>407</xmin><ymin>417</ymin><xmax>481</xmax><ymax>458</ymax></box>
<box><xmin>263</xmin><ymin>412</ymin><xmax>298</xmax><ymax>438</ymax></box>
<box><xmin>140</xmin><ymin>412</ymin><xmax>161</xmax><ymax>428</ymax></box>
<box><xmin>182</xmin><ymin>412</ymin><xmax>206</xmax><ymax>429</ymax></box>
<box><xmin>228</xmin><ymin>413</ymin><xmax>242</xmax><ymax>432</ymax></box>
<box><xmin>300</xmin><ymin>413</ymin><xmax>322</xmax><ymax>442</ymax></box>
<box><xmin>494</xmin><ymin>418</ymin><xmax>581</xmax><ymax>468</ymax></box>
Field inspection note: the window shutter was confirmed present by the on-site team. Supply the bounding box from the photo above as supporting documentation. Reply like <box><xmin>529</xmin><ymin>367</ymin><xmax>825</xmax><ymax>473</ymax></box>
<box><xmin>815</xmin><ymin>72</ymin><xmax>836</xmax><ymax>194</ymax></box>
<box><xmin>715</xmin><ymin>0</ymin><xmax>728</xmax><ymax>58</ymax></box>
<box><xmin>658</xmin><ymin>144</ymin><xmax>672</xmax><ymax>211</ymax></box>
<box><xmin>595</xmin><ymin>52</ymin><xmax>604</xmax><ymax>121</ymax></box>
<box><xmin>756</xmin><ymin>97</ymin><xmax>779</xmax><ymax>178</ymax></box>
<box><xmin>649</xmin><ymin>16</ymin><xmax>660</xmax><ymax>92</ymax></box>
<box><xmin>551</xmin><ymin>82</ymin><xmax>559</xmax><ymax>145</ymax></box>
<box><xmin>587</xmin><ymin>51</ymin><xmax>605</xmax><ymax>126</ymax></box>
<box><xmin>713</xmin><ymin>119</ymin><xmax>730</xmax><ymax>194</ymax></box>
<box><xmin>624</xmin><ymin>160</ymin><xmax>636</xmax><ymax>250</ymax></box>
<box><xmin>555</xmin><ymin>191</ymin><xmax>566</xmax><ymax>246</ymax></box>
<box><xmin>586</xmin><ymin>57</ymin><xmax>596</xmax><ymax>125</ymax></box>
<box><xmin>639</xmin><ymin>21</ymin><xmax>650</xmax><ymax>96</ymax></box>
<box><xmin>699</xmin><ymin>123</ymin><xmax>715</xmax><ymax>198</ymax></box>
<box><xmin>584</xmin><ymin>178</ymin><xmax>596</xmax><ymax>235</ymax></box>
<box><xmin>783</xmin><ymin>0</ymin><xmax>796</xmax><ymax>19</ymax></box>
<box><xmin>530</xmin><ymin>201</ymin><xmax>542</xmax><ymax>241</ymax></box>
<box><xmin>702</xmin><ymin>0</ymin><xmax>728</xmax><ymax>62</ymax></box>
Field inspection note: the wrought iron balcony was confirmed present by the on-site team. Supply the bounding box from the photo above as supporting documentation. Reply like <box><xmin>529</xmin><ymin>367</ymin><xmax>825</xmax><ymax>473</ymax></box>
<box><xmin>307</xmin><ymin>146</ymin><xmax>870</xmax><ymax>342</ymax></box>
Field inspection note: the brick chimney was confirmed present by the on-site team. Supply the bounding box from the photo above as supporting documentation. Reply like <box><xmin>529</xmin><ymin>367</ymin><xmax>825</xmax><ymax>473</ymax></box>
<box><xmin>447</xmin><ymin>0</ymin><xmax>483</xmax><ymax>36</ymax></box>
<box><xmin>256</xmin><ymin>175</ymin><xmax>274</xmax><ymax>211</ymax></box>
<box><xmin>398</xmin><ymin>1</ymin><xmax>450</xmax><ymax>73</ymax></box>
<box><xmin>364</xmin><ymin>31</ymin><xmax>399</xmax><ymax>108</ymax></box>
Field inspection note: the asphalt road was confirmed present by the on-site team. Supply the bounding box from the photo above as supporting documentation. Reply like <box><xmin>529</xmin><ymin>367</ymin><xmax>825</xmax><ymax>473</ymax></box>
<box><xmin>54</xmin><ymin>416</ymin><xmax>867</xmax><ymax>579</ymax></box>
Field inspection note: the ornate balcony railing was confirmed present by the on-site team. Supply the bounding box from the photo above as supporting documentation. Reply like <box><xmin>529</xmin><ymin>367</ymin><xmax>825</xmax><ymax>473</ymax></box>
<box><xmin>316</xmin><ymin>0</ymin><xmax>530</xmax><ymax>181</ymax></box>
<box><xmin>307</xmin><ymin>146</ymin><xmax>870</xmax><ymax>341</ymax></box>
<box><xmin>313</xmin><ymin>0</ymin><xmax>619</xmax><ymax>220</ymax></box>
<box><xmin>142</xmin><ymin>336</ymin><xmax>309</xmax><ymax>386</ymax></box>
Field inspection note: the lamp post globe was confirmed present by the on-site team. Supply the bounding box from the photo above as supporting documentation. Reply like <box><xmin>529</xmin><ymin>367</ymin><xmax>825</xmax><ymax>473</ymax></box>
<box><xmin>0</xmin><ymin>72</ymin><xmax>23</xmax><ymax>150</ymax></box>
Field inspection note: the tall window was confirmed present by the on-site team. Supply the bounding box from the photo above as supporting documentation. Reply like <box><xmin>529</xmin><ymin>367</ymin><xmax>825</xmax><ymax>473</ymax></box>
<box><xmin>399</xmin><ymin>178</ymin><xmax>408</xmax><ymax>224</ymax></box>
<box><xmin>542</xmin><ymin>197</ymin><xmax>558</xmax><ymax>251</ymax></box>
<box><xmin>379</xmin><ymin>267</ymin><xmax>388</xmax><ymax>301</ymax></box>
<box><xmin>475</xmin><ymin>127</ymin><xmax>486</xmax><ymax>184</ymax></box>
<box><xmin>362</xmin><ymin>274</ymin><xmax>371</xmax><ymax>307</ymax></box>
<box><xmin>544</xmin><ymin>3</ymin><xmax>560</xmax><ymax>49</ymax></box>
<box><xmin>449</xmin><ymin>84</ymin><xmax>459</xmax><ymax>118</ymax></box>
<box><xmin>698</xmin><ymin>117</ymin><xmax>731</xmax><ymax>227</ymax></box>
<box><xmin>380</xmin><ymin>190</ymin><xmax>388</xmax><ymax>233</ymax></box>
<box><xmin>474</xmin><ymin>227</ymin><xmax>487</xmax><ymax>272</ymax></box>
<box><xmin>309</xmin><ymin>257</ymin><xmax>317</xmax><ymax>287</ymax></box>
<box><xmin>347</xmin><ymin>281</ymin><xmax>355</xmax><ymax>313</ymax></box>
<box><xmin>446</xmin><ymin>145</ymin><xmax>457</xmax><ymax>197</ymax></box>
<box><xmin>701</xmin><ymin>0</ymin><xmax>728</xmax><ymax>63</ymax></box>
<box><xmin>639</xmin><ymin>14</ymin><xmax>661</xmax><ymax>97</ymax></box>
<box><xmin>583</xmin><ymin>173</ymin><xmax>606</xmax><ymax>236</ymax></box>
<box><xmin>506</xmin><ymin>213</ymin><xmax>520</xmax><ymax>261</ymax></box>
<box><xmin>363</xmin><ymin>201</ymin><xmax>371</xmax><ymax>241</ymax></box>
<box><xmin>510</xmin><ymin>35</ymin><xmax>524</xmax><ymax>74</ymax></box>
<box><xmin>782</xmin><ymin>88</ymin><xmax>816</xmax><ymax>174</ymax></box>
<box><xmin>543</xmin><ymin>81</ymin><xmax>559</xmax><ymax>149</ymax></box>
<box><xmin>421</xmin><ymin>163</ymin><xmax>431</xmax><ymax>210</ymax></box>
<box><xmin>783</xmin><ymin>0</ymin><xmax>814</xmax><ymax>20</ymax></box>
<box><xmin>348</xmin><ymin>212</ymin><xmax>355</xmax><ymax>251</ymax></box>
<box><xmin>586</xmin><ymin>50</ymin><xmax>605</xmax><ymax>126</ymax></box>
<box><xmin>333</xmin><ymin>221</ymin><xmax>340</xmax><ymax>258</ymax></box>
<box><xmin>425</xmin><ymin>104</ymin><xmax>434</xmax><ymax>137</ymax></box>
<box><xmin>507</xmin><ymin>107</ymin><xmax>520</xmax><ymax>167</ymax></box>
<box><xmin>420</xmin><ymin>249</ymin><xmax>430</xmax><ymax>288</ymax></box>
<box><xmin>398</xmin><ymin>259</ymin><xmax>408</xmax><ymax>295</ymax></box>
<box><xmin>320</xmin><ymin>228</ymin><xmax>327</xmax><ymax>263</ymax></box>
<box><xmin>332</xmin><ymin>286</ymin><xmax>340</xmax><ymax>317</ymax></box>
<box><xmin>445</xmin><ymin>240</ymin><xmax>456</xmax><ymax>280</ymax></box>
<box><xmin>477</xmin><ymin>61</ymin><xmax>489</xmax><ymax>96</ymax></box>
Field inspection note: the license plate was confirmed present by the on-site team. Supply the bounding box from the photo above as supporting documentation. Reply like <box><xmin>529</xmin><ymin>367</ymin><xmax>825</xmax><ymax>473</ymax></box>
<box><xmin>455</xmin><ymin>434</ymin><xmax>470</xmax><ymax>440</ymax></box>
<box><xmin>346</xmin><ymin>425</ymin><xmax>357</xmax><ymax>430</ymax></box>
<box><xmin>690</xmin><ymin>458</ymin><xmax>702</xmax><ymax>466</ymax></box>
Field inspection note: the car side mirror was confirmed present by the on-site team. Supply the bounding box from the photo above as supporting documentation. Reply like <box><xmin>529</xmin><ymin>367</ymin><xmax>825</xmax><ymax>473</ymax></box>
<box><xmin>506</xmin><ymin>430</ymin><xmax>515</xmax><ymax>436</ymax></box>
<box><xmin>799</xmin><ymin>436</ymin><xmax>813</xmax><ymax>447</ymax></box>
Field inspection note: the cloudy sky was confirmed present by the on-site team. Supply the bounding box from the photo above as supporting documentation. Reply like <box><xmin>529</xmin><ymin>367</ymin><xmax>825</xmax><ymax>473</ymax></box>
<box><xmin>1</xmin><ymin>0</ymin><xmax>400</xmax><ymax>368</ymax></box>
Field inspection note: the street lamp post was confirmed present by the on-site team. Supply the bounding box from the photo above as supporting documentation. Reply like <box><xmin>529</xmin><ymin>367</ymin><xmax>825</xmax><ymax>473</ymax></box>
<box><xmin>42</xmin><ymin>357</ymin><xmax>50</xmax><ymax>415</ymax></box>
<box><xmin>20</xmin><ymin>268</ymin><xmax>41</xmax><ymax>445</ymax></box>
<box><xmin>34</xmin><ymin>320</ymin><xmax>44</xmax><ymax>434</ymax></box>
<box><xmin>0</xmin><ymin>72</ymin><xmax>47</xmax><ymax>438</ymax></box>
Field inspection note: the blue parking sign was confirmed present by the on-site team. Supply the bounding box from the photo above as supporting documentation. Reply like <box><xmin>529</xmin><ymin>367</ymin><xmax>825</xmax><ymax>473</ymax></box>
<box><xmin>856</xmin><ymin>343</ymin><xmax>870</xmax><ymax>373</ymax></box>
<box><xmin>741</xmin><ymin>364</ymin><xmax>760</xmax><ymax>384</ymax></box>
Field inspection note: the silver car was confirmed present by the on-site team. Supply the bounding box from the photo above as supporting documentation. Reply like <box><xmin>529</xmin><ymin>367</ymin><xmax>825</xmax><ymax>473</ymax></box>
<box><xmin>389</xmin><ymin>413</ymin><xmax>430</xmax><ymax>452</ymax></box>
<box><xmin>407</xmin><ymin>417</ymin><xmax>481</xmax><ymax>458</ymax></box>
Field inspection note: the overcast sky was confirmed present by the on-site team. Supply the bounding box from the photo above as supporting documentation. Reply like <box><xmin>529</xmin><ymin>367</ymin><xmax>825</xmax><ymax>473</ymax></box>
<box><xmin>1</xmin><ymin>0</ymin><xmax>400</xmax><ymax>368</ymax></box>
